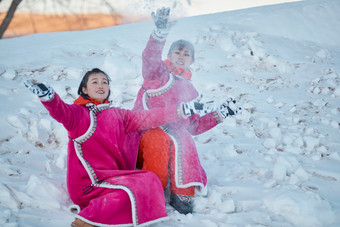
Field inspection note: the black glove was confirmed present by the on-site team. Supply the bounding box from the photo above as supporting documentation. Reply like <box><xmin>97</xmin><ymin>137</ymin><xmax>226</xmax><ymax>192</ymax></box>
<box><xmin>182</xmin><ymin>100</ymin><xmax>203</xmax><ymax>116</ymax></box>
<box><xmin>218</xmin><ymin>98</ymin><xmax>242</xmax><ymax>118</ymax></box>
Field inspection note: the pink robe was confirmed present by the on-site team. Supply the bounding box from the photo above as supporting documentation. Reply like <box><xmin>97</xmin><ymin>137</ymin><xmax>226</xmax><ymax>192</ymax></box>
<box><xmin>42</xmin><ymin>93</ymin><xmax>185</xmax><ymax>226</ymax></box>
<box><xmin>132</xmin><ymin>34</ymin><xmax>223</xmax><ymax>193</ymax></box>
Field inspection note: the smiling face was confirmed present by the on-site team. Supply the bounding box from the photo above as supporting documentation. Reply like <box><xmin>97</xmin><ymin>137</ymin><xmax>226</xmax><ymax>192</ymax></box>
<box><xmin>167</xmin><ymin>46</ymin><xmax>193</xmax><ymax>70</ymax></box>
<box><xmin>82</xmin><ymin>72</ymin><xmax>110</xmax><ymax>103</ymax></box>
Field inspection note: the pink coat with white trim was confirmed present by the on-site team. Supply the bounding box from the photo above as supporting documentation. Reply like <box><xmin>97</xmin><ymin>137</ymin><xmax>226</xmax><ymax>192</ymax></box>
<box><xmin>132</xmin><ymin>34</ymin><xmax>223</xmax><ymax>192</ymax></box>
<box><xmin>42</xmin><ymin>93</ymin><xmax>185</xmax><ymax>226</ymax></box>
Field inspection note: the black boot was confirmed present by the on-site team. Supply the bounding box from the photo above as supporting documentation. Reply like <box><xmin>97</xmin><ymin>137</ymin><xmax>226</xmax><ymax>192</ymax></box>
<box><xmin>169</xmin><ymin>193</ymin><xmax>193</xmax><ymax>214</ymax></box>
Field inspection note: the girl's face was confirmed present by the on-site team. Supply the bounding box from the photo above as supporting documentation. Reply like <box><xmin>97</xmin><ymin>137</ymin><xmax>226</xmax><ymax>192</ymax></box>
<box><xmin>82</xmin><ymin>73</ymin><xmax>109</xmax><ymax>103</ymax></box>
<box><xmin>167</xmin><ymin>46</ymin><xmax>193</xmax><ymax>70</ymax></box>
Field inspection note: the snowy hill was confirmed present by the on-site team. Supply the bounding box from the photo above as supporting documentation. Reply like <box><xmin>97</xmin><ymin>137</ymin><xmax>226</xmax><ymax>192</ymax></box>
<box><xmin>0</xmin><ymin>0</ymin><xmax>339</xmax><ymax>226</ymax></box>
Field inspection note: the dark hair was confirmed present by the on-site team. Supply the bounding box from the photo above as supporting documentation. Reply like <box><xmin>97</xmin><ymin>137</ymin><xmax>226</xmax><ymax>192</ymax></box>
<box><xmin>168</xmin><ymin>40</ymin><xmax>195</xmax><ymax>61</ymax></box>
<box><xmin>77</xmin><ymin>68</ymin><xmax>111</xmax><ymax>99</ymax></box>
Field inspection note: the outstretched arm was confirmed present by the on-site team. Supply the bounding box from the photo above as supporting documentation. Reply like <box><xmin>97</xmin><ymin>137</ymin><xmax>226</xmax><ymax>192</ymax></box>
<box><xmin>187</xmin><ymin>112</ymin><xmax>222</xmax><ymax>136</ymax></box>
<box><xmin>121</xmin><ymin>105</ymin><xmax>181</xmax><ymax>134</ymax></box>
<box><xmin>122</xmin><ymin>99</ymin><xmax>203</xmax><ymax>134</ymax></box>
<box><xmin>24</xmin><ymin>80</ymin><xmax>80</xmax><ymax>131</ymax></box>
<box><xmin>142</xmin><ymin>7</ymin><xmax>176</xmax><ymax>81</ymax></box>
<box><xmin>142</xmin><ymin>35</ymin><xmax>166</xmax><ymax>81</ymax></box>
<box><xmin>186</xmin><ymin>98</ymin><xmax>243</xmax><ymax>135</ymax></box>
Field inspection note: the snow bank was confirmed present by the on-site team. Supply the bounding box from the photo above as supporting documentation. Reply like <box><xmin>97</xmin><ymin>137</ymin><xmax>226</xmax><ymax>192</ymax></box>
<box><xmin>264</xmin><ymin>189</ymin><xmax>334</xmax><ymax>226</ymax></box>
<box><xmin>219</xmin><ymin>0</ymin><xmax>340</xmax><ymax>46</ymax></box>
<box><xmin>0</xmin><ymin>0</ymin><xmax>339</xmax><ymax>226</ymax></box>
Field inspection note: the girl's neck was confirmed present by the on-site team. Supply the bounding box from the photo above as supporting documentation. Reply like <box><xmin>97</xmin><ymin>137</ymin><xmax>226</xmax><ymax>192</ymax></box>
<box><xmin>73</xmin><ymin>95</ymin><xmax>109</xmax><ymax>106</ymax></box>
<box><xmin>164</xmin><ymin>59</ymin><xmax>192</xmax><ymax>80</ymax></box>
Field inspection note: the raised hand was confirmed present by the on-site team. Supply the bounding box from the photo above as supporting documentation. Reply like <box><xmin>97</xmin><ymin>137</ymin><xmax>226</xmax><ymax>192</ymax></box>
<box><xmin>151</xmin><ymin>7</ymin><xmax>176</xmax><ymax>39</ymax></box>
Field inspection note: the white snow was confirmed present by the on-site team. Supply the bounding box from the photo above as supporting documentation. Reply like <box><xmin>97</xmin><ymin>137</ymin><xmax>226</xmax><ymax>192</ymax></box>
<box><xmin>0</xmin><ymin>0</ymin><xmax>340</xmax><ymax>226</ymax></box>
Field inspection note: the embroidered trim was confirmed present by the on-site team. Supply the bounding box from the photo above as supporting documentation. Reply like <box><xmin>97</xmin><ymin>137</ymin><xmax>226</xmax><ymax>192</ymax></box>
<box><xmin>176</xmin><ymin>104</ymin><xmax>185</xmax><ymax>119</ymax></box>
<box><xmin>99</xmin><ymin>182</ymin><xmax>139</xmax><ymax>226</ymax></box>
<box><xmin>141</xmin><ymin>72</ymin><xmax>204</xmax><ymax>190</ymax></box>
<box><xmin>74</xmin><ymin>183</ymin><xmax>140</xmax><ymax>226</ymax></box>
<box><xmin>151</xmin><ymin>30</ymin><xmax>167</xmax><ymax>42</ymax></box>
<box><xmin>160</xmin><ymin>127</ymin><xmax>184</xmax><ymax>185</ymax></box>
<box><xmin>73</xmin><ymin>104</ymin><xmax>111</xmax><ymax>182</ymax></box>
<box><xmin>161</xmin><ymin>127</ymin><xmax>206</xmax><ymax>190</ymax></box>
<box><xmin>142</xmin><ymin>73</ymin><xmax>175</xmax><ymax>110</ymax></box>
<box><xmin>213</xmin><ymin>111</ymin><xmax>223</xmax><ymax>124</ymax></box>
<box><xmin>72</xmin><ymin>103</ymin><xmax>140</xmax><ymax>225</ymax></box>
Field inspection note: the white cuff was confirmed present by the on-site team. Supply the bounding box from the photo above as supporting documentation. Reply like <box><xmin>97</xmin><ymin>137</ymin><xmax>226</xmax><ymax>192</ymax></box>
<box><xmin>152</xmin><ymin>30</ymin><xmax>167</xmax><ymax>42</ymax></box>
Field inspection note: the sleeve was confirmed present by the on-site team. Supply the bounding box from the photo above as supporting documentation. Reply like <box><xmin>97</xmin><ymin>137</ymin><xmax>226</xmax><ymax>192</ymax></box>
<box><xmin>117</xmin><ymin>104</ymin><xmax>186</xmax><ymax>134</ymax></box>
<box><xmin>142</xmin><ymin>34</ymin><xmax>169</xmax><ymax>81</ymax></box>
<box><xmin>41</xmin><ymin>93</ymin><xmax>81</xmax><ymax>131</ymax></box>
<box><xmin>186</xmin><ymin>111</ymin><xmax>223</xmax><ymax>136</ymax></box>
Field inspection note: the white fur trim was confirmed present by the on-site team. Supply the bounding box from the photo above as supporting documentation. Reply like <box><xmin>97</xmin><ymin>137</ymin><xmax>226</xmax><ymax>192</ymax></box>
<box><xmin>142</xmin><ymin>73</ymin><xmax>175</xmax><ymax>110</ymax></box>
<box><xmin>151</xmin><ymin>30</ymin><xmax>166</xmax><ymax>42</ymax></box>
<box><xmin>167</xmin><ymin>133</ymin><xmax>206</xmax><ymax>191</ymax></box>
<box><xmin>72</xmin><ymin>104</ymin><xmax>147</xmax><ymax>226</ymax></box>
<box><xmin>73</xmin><ymin>110</ymin><xmax>96</xmax><ymax>183</ymax></box>
<box><xmin>75</xmin><ymin>183</ymin><xmax>168</xmax><ymax>226</ymax></box>
<box><xmin>69</xmin><ymin>204</ymin><xmax>81</xmax><ymax>214</ymax></box>
<box><xmin>75</xmin><ymin>215</ymin><xmax>132</xmax><ymax>226</ymax></box>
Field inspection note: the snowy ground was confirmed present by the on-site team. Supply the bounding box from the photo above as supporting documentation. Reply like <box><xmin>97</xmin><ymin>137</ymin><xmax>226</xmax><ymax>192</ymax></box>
<box><xmin>0</xmin><ymin>0</ymin><xmax>340</xmax><ymax>226</ymax></box>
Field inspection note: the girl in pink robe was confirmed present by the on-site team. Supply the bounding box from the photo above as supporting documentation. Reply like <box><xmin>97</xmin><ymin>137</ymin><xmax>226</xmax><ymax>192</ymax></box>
<box><xmin>24</xmin><ymin>68</ymin><xmax>195</xmax><ymax>226</ymax></box>
<box><xmin>131</xmin><ymin>8</ymin><xmax>224</xmax><ymax>214</ymax></box>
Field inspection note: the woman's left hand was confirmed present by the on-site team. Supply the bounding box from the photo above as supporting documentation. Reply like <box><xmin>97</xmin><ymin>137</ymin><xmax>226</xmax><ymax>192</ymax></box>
<box><xmin>218</xmin><ymin>98</ymin><xmax>242</xmax><ymax>118</ymax></box>
<box><xmin>151</xmin><ymin>7</ymin><xmax>177</xmax><ymax>39</ymax></box>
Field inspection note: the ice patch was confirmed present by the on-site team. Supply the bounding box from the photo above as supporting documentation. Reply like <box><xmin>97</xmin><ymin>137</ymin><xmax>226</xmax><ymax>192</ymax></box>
<box><xmin>294</xmin><ymin>167</ymin><xmax>309</xmax><ymax>181</ymax></box>
<box><xmin>6</xmin><ymin>115</ymin><xmax>26</xmax><ymax>129</ymax></box>
<box><xmin>24</xmin><ymin>175</ymin><xmax>66</xmax><ymax>210</ymax></box>
<box><xmin>272</xmin><ymin>163</ymin><xmax>287</xmax><ymax>181</ymax></box>
<box><xmin>330</xmin><ymin>120</ymin><xmax>339</xmax><ymax>129</ymax></box>
<box><xmin>334</xmin><ymin>87</ymin><xmax>340</xmax><ymax>97</ymax></box>
<box><xmin>269</xmin><ymin>127</ymin><xmax>281</xmax><ymax>138</ymax></box>
<box><xmin>1</xmin><ymin>69</ymin><xmax>16</xmax><ymax>80</ymax></box>
<box><xmin>303</xmin><ymin>136</ymin><xmax>320</xmax><ymax>152</ymax></box>
<box><xmin>316</xmin><ymin>49</ymin><xmax>330</xmax><ymax>59</ymax></box>
<box><xmin>263</xmin><ymin>138</ymin><xmax>276</xmax><ymax>149</ymax></box>
<box><xmin>0</xmin><ymin>183</ymin><xmax>19</xmax><ymax>211</ymax></box>
<box><xmin>194</xmin><ymin>188</ymin><xmax>235</xmax><ymax>214</ymax></box>
<box><xmin>264</xmin><ymin>190</ymin><xmax>334</xmax><ymax>227</ymax></box>
<box><xmin>266</xmin><ymin>96</ymin><xmax>274</xmax><ymax>104</ymax></box>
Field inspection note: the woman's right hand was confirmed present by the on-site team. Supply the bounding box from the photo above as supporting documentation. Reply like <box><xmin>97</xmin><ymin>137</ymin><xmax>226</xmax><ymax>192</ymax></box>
<box><xmin>24</xmin><ymin>79</ymin><xmax>54</xmax><ymax>101</ymax></box>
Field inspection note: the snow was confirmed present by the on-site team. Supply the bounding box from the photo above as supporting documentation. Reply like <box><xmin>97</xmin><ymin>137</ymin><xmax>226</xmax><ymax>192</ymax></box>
<box><xmin>0</xmin><ymin>0</ymin><xmax>340</xmax><ymax>226</ymax></box>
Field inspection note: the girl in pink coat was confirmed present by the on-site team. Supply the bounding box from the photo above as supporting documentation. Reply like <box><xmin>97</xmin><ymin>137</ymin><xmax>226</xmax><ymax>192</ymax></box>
<box><xmin>132</xmin><ymin>8</ymin><xmax>241</xmax><ymax>214</ymax></box>
<box><xmin>24</xmin><ymin>68</ymin><xmax>201</xmax><ymax>227</ymax></box>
